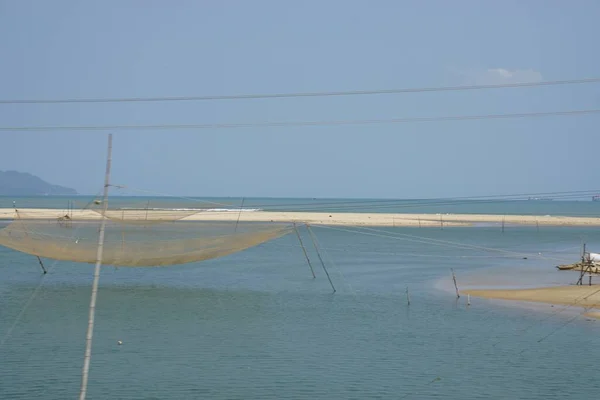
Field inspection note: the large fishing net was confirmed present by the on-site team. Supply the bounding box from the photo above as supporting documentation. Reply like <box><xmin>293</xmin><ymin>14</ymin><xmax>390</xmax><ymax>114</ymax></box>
<box><xmin>0</xmin><ymin>207</ymin><xmax>291</xmax><ymax>266</ymax></box>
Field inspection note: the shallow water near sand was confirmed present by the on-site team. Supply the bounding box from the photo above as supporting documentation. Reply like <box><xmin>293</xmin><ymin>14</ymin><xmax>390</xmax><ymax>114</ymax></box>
<box><xmin>2</xmin><ymin>199</ymin><xmax>600</xmax><ymax>399</ymax></box>
<box><xmin>3</xmin><ymin>195</ymin><xmax>600</xmax><ymax>217</ymax></box>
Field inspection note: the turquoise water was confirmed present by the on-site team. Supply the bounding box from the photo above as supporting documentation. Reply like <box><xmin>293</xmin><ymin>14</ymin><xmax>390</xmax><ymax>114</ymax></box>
<box><xmin>2</xmin><ymin>198</ymin><xmax>600</xmax><ymax>398</ymax></box>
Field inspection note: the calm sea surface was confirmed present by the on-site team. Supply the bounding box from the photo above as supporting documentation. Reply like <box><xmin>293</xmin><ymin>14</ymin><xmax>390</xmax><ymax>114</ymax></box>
<box><xmin>1</xmin><ymin>197</ymin><xmax>600</xmax><ymax>399</ymax></box>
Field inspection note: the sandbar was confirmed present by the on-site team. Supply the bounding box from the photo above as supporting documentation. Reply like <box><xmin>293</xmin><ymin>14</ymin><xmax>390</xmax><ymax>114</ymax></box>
<box><xmin>464</xmin><ymin>285</ymin><xmax>600</xmax><ymax>319</ymax></box>
<box><xmin>2</xmin><ymin>208</ymin><xmax>600</xmax><ymax>227</ymax></box>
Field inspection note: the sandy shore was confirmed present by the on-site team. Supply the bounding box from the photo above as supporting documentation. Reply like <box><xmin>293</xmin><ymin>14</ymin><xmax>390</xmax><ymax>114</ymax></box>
<box><xmin>2</xmin><ymin>208</ymin><xmax>600</xmax><ymax>227</ymax></box>
<box><xmin>0</xmin><ymin>208</ymin><xmax>600</xmax><ymax>227</ymax></box>
<box><xmin>464</xmin><ymin>285</ymin><xmax>600</xmax><ymax>318</ymax></box>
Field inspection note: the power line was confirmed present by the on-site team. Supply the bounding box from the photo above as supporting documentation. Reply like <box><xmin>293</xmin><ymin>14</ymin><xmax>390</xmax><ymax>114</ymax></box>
<box><xmin>1</xmin><ymin>77</ymin><xmax>599</xmax><ymax>105</ymax></box>
<box><xmin>1</xmin><ymin>108</ymin><xmax>599</xmax><ymax>132</ymax></box>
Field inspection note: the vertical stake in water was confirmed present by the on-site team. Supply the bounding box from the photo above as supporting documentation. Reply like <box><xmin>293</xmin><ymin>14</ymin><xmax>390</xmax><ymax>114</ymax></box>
<box><xmin>306</xmin><ymin>224</ymin><xmax>336</xmax><ymax>293</ymax></box>
<box><xmin>293</xmin><ymin>222</ymin><xmax>315</xmax><ymax>279</ymax></box>
<box><xmin>144</xmin><ymin>200</ymin><xmax>150</xmax><ymax>221</ymax></box>
<box><xmin>79</xmin><ymin>133</ymin><xmax>113</xmax><ymax>400</ymax></box>
<box><xmin>577</xmin><ymin>243</ymin><xmax>585</xmax><ymax>286</ymax></box>
<box><xmin>451</xmin><ymin>268</ymin><xmax>460</xmax><ymax>299</ymax></box>
<box><xmin>502</xmin><ymin>215</ymin><xmax>505</xmax><ymax>234</ymax></box>
<box><xmin>406</xmin><ymin>287</ymin><xmax>411</xmax><ymax>306</ymax></box>
<box><xmin>467</xmin><ymin>294</ymin><xmax>471</xmax><ymax>306</ymax></box>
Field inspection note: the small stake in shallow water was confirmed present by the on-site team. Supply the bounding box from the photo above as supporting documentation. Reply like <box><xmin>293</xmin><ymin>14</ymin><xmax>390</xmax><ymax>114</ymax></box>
<box><xmin>451</xmin><ymin>268</ymin><xmax>460</xmax><ymax>299</ymax></box>
<box><xmin>406</xmin><ymin>287</ymin><xmax>411</xmax><ymax>306</ymax></box>
<box><xmin>467</xmin><ymin>294</ymin><xmax>471</xmax><ymax>306</ymax></box>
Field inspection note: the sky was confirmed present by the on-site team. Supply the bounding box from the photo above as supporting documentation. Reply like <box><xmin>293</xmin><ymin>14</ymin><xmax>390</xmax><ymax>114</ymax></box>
<box><xmin>0</xmin><ymin>0</ymin><xmax>599</xmax><ymax>199</ymax></box>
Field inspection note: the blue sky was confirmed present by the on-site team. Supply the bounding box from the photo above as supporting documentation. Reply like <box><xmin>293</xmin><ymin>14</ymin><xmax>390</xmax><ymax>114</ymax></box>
<box><xmin>1</xmin><ymin>1</ymin><xmax>599</xmax><ymax>198</ymax></box>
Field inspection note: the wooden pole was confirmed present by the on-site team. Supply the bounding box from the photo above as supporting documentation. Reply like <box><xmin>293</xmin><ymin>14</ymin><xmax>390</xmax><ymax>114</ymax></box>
<box><xmin>79</xmin><ymin>133</ymin><xmax>113</xmax><ymax>400</ymax></box>
<box><xmin>406</xmin><ymin>287</ymin><xmax>411</xmax><ymax>306</ymax></box>
<box><xmin>293</xmin><ymin>222</ymin><xmax>316</xmax><ymax>279</ymax></box>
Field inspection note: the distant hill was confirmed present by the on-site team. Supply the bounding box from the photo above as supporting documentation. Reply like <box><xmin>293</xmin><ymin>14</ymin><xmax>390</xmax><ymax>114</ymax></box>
<box><xmin>0</xmin><ymin>170</ymin><xmax>77</xmax><ymax>196</ymax></box>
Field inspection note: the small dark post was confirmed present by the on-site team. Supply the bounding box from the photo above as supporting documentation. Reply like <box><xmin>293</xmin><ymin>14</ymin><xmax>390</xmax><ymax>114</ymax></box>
<box><xmin>144</xmin><ymin>200</ymin><xmax>150</xmax><ymax>221</ymax></box>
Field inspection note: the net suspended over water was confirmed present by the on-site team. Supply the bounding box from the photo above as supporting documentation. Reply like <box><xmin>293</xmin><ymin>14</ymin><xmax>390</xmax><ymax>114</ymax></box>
<box><xmin>0</xmin><ymin>209</ymin><xmax>292</xmax><ymax>267</ymax></box>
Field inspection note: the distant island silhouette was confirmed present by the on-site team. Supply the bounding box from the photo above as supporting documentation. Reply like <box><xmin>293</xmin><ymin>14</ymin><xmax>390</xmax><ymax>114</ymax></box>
<box><xmin>0</xmin><ymin>170</ymin><xmax>77</xmax><ymax>195</ymax></box>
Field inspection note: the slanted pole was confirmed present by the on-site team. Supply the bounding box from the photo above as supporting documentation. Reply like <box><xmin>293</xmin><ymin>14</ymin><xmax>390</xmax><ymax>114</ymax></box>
<box><xmin>79</xmin><ymin>133</ymin><xmax>113</xmax><ymax>400</ymax></box>
<box><xmin>234</xmin><ymin>197</ymin><xmax>245</xmax><ymax>233</ymax></box>
<box><xmin>293</xmin><ymin>222</ymin><xmax>315</xmax><ymax>279</ymax></box>
<box><xmin>305</xmin><ymin>224</ymin><xmax>336</xmax><ymax>293</ymax></box>
<box><xmin>451</xmin><ymin>268</ymin><xmax>460</xmax><ymax>298</ymax></box>
<box><xmin>36</xmin><ymin>256</ymin><xmax>47</xmax><ymax>274</ymax></box>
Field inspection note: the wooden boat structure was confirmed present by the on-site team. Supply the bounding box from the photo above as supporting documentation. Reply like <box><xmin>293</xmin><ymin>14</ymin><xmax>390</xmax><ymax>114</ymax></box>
<box><xmin>556</xmin><ymin>246</ymin><xmax>600</xmax><ymax>285</ymax></box>
<box><xmin>556</xmin><ymin>263</ymin><xmax>600</xmax><ymax>274</ymax></box>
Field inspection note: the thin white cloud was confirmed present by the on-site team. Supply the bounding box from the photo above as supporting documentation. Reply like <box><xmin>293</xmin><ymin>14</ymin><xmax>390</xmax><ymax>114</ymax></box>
<box><xmin>468</xmin><ymin>68</ymin><xmax>543</xmax><ymax>85</ymax></box>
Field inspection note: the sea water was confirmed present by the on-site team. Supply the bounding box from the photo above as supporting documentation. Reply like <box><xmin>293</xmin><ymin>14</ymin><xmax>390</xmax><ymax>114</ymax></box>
<box><xmin>1</xmin><ymin>198</ymin><xmax>600</xmax><ymax>399</ymax></box>
<box><xmin>3</xmin><ymin>195</ymin><xmax>600</xmax><ymax>217</ymax></box>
